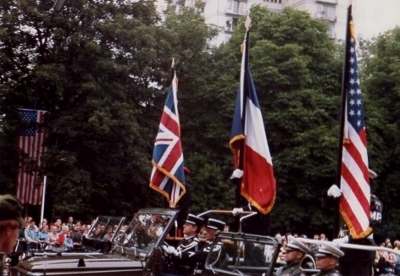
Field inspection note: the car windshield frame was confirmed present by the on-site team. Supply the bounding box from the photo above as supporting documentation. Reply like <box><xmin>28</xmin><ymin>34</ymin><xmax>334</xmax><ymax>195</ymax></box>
<box><xmin>205</xmin><ymin>232</ymin><xmax>280</xmax><ymax>276</ymax></box>
<box><xmin>112</xmin><ymin>208</ymin><xmax>178</xmax><ymax>260</ymax></box>
<box><xmin>86</xmin><ymin>216</ymin><xmax>126</xmax><ymax>241</ymax></box>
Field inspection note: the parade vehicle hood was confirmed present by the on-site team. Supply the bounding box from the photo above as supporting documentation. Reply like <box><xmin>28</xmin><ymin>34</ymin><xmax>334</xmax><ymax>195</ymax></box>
<box><xmin>11</xmin><ymin>254</ymin><xmax>144</xmax><ymax>276</ymax></box>
<box><xmin>10</xmin><ymin>208</ymin><xmax>179</xmax><ymax>276</ymax></box>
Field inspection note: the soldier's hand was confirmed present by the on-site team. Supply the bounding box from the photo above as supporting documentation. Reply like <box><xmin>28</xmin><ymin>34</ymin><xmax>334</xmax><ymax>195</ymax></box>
<box><xmin>230</xmin><ymin>169</ymin><xmax>243</xmax><ymax>179</ymax></box>
<box><xmin>327</xmin><ymin>184</ymin><xmax>342</xmax><ymax>198</ymax></box>
<box><xmin>232</xmin><ymin>208</ymin><xmax>244</xmax><ymax>216</ymax></box>
<box><xmin>162</xmin><ymin>245</ymin><xmax>175</xmax><ymax>254</ymax></box>
<box><xmin>171</xmin><ymin>247</ymin><xmax>180</xmax><ymax>257</ymax></box>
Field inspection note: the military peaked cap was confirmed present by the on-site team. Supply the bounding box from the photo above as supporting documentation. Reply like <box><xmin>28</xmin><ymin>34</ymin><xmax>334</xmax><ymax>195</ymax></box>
<box><xmin>316</xmin><ymin>243</ymin><xmax>344</xmax><ymax>259</ymax></box>
<box><xmin>0</xmin><ymin>194</ymin><xmax>24</xmax><ymax>226</ymax></box>
<box><xmin>185</xmin><ymin>213</ymin><xmax>204</xmax><ymax>228</ymax></box>
<box><xmin>206</xmin><ymin>218</ymin><xmax>226</xmax><ymax>231</ymax></box>
<box><xmin>286</xmin><ymin>238</ymin><xmax>311</xmax><ymax>254</ymax></box>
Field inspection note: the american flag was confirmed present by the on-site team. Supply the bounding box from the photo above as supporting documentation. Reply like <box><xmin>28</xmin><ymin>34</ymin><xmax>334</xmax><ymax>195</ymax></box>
<box><xmin>17</xmin><ymin>109</ymin><xmax>47</xmax><ymax>205</ymax></box>
<box><xmin>149</xmin><ymin>72</ymin><xmax>186</xmax><ymax>208</ymax></box>
<box><xmin>339</xmin><ymin>6</ymin><xmax>371</xmax><ymax>239</ymax></box>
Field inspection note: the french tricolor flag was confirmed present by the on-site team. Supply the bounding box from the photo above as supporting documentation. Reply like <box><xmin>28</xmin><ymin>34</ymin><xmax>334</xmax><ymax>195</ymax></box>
<box><xmin>230</xmin><ymin>19</ymin><xmax>276</xmax><ymax>214</ymax></box>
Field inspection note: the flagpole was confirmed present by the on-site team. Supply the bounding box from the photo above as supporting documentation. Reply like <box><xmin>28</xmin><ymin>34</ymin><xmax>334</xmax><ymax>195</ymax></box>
<box><xmin>40</xmin><ymin>175</ymin><xmax>47</xmax><ymax>224</ymax></box>
<box><xmin>334</xmin><ymin>4</ymin><xmax>352</xmax><ymax>238</ymax></box>
<box><xmin>236</xmin><ymin>17</ymin><xmax>252</xmax><ymax>208</ymax></box>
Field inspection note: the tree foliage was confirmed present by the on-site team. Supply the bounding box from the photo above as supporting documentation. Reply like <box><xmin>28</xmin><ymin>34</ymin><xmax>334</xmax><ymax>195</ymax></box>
<box><xmin>1</xmin><ymin>0</ymin><xmax>181</xmax><ymax>218</ymax></box>
<box><xmin>362</xmin><ymin>27</ymin><xmax>400</xmax><ymax>238</ymax></box>
<box><xmin>206</xmin><ymin>6</ymin><xmax>343</xmax><ymax>235</ymax></box>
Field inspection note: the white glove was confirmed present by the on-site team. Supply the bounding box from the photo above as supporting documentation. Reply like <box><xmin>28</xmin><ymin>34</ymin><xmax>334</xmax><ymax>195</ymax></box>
<box><xmin>162</xmin><ymin>245</ymin><xmax>175</xmax><ymax>254</ymax></box>
<box><xmin>230</xmin><ymin>169</ymin><xmax>243</xmax><ymax>179</ymax></box>
<box><xmin>163</xmin><ymin>245</ymin><xmax>181</xmax><ymax>257</ymax></box>
<box><xmin>327</xmin><ymin>184</ymin><xmax>342</xmax><ymax>198</ymax></box>
<box><xmin>171</xmin><ymin>247</ymin><xmax>180</xmax><ymax>257</ymax></box>
<box><xmin>232</xmin><ymin>207</ymin><xmax>244</xmax><ymax>216</ymax></box>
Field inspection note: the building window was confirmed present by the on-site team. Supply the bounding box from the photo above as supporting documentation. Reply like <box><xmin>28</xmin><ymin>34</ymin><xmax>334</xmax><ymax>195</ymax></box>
<box><xmin>318</xmin><ymin>3</ymin><xmax>336</xmax><ymax>21</ymax></box>
<box><xmin>227</xmin><ymin>0</ymin><xmax>245</xmax><ymax>15</ymax></box>
<box><xmin>186</xmin><ymin>0</ymin><xmax>195</xmax><ymax>7</ymax></box>
<box><xmin>232</xmin><ymin>17</ymin><xmax>239</xmax><ymax>28</ymax></box>
<box><xmin>226</xmin><ymin>20</ymin><xmax>232</xmax><ymax>32</ymax></box>
<box><xmin>233</xmin><ymin>0</ymin><xmax>240</xmax><ymax>13</ymax></box>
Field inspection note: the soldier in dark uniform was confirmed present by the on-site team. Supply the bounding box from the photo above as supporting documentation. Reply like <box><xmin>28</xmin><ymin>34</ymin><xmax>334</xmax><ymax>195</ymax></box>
<box><xmin>313</xmin><ymin>244</ymin><xmax>344</xmax><ymax>276</ymax></box>
<box><xmin>0</xmin><ymin>194</ymin><xmax>24</xmax><ymax>272</ymax></box>
<box><xmin>338</xmin><ymin>232</ymin><xmax>376</xmax><ymax>276</ymax></box>
<box><xmin>162</xmin><ymin>213</ymin><xmax>204</xmax><ymax>275</ymax></box>
<box><xmin>275</xmin><ymin>238</ymin><xmax>311</xmax><ymax>276</ymax></box>
<box><xmin>193</xmin><ymin>218</ymin><xmax>226</xmax><ymax>274</ymax></box>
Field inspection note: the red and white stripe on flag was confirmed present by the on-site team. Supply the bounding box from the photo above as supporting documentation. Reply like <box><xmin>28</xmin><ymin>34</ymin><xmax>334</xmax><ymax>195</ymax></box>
<box><xmin>339</xmin><ymin>7</ymin><xmax>371</xmax><ymax>239</ymax></box>
<box><xmin>16</xmin><ymin>109</ymin><xmax>47</xmax><ymax>205</ymax></box>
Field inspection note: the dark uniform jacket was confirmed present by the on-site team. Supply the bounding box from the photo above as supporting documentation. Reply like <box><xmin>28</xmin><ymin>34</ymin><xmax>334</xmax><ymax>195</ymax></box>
<box><xmin>339</xmin><ymin>237</ymin><xmax>375</xmax><ymax>276</ymax></box>
<box><xmin>192</xmin><ymin>240</ymin><xmax>224</xmax><ymax>274</ymax></box>
<box><xmin>163</xmin><ymin>236</ymin><xmax>200</xmax><ymax>275</ymax></box>
<box><xmin>275</xmin><ymin>262</ymin><xmax>306</xmax><ymax>276</ymax></box>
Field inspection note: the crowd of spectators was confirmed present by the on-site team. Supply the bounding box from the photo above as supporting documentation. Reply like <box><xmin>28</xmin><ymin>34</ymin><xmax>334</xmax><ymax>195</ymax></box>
<box><xmin>375</xmin><ymin>239</ymin><xmax>400</xmax><ymax>275</ymax></box>
<box><xmin>21</xmin><ymin>216</ymin><xmax>93</xmax><ymax>251</ymax></box>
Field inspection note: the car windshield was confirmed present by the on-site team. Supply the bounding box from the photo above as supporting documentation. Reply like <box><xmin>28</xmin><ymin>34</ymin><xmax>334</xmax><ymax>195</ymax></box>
<box><xmin>206</xmin><ymin>232</ymin><xmax>280</xmax><ymax>276</ymax></box>
<box><xmin>86</xmin><ymin>216</ymin><xmax>125</xmax><ymax>241</ymax></box>
<box><xmin>114</xmin><ymin>211</ymin><xmax>173</xmax><ymax>256</ymax></box>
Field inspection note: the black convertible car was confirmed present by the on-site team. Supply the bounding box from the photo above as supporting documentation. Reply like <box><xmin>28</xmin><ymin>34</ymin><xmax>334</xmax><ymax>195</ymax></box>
<box><xmin>7</xmin><ymin>208</ymin><xmax>298</xmax><ymax>276</ymax></box>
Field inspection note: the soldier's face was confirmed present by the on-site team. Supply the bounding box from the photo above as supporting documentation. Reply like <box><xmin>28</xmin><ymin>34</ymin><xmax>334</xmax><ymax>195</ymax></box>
<box><xmin>183</xmin><ymin>223</ymin><xmax>197</xmax><ymax>236</ymax></box>
<box><xmin>198</xmin><ymin>227</ymin><xmax>208</xmax><ymax>241</ymax></box>
<box><xmin>316</xmin><ymin>255</ymin><xmax>337</xmax><ymax>270</ymax></box>
<box><xmin>284</xmin><ymin>249</ymin><xmax>303</xmax><ymax>263</ymax></box>
<box><xmin>205</xmin><ymin>228</ymin><xmax>217</xmax><ymax>241</ymax></box>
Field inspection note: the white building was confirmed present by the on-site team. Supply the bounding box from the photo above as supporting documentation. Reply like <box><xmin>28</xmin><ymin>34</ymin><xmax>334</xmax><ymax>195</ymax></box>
<box><xmin>156</xmin><ymin>0</ymin><xmax>349</xmax><ymax>45</ymax></box>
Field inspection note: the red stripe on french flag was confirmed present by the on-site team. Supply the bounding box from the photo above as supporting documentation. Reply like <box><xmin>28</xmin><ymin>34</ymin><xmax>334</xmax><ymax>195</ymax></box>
<box><xmin>242</xmin><ymin>144</ymin><xmax>276</xmax><ymax>214</ymax></box>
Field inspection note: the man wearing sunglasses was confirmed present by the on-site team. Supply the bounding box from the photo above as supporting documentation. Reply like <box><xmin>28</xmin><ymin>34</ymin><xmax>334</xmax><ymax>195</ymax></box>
<box><xmin>276</xmin><ymin>238</ymin><xmax>311</xmax><ymax>276</ymax></box>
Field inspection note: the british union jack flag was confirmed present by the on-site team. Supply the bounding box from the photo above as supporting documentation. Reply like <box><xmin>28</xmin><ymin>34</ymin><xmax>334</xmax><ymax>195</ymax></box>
<box><xmin>150</xmin><ymin>72</ymin><xmax>186</xmax><ymax>208</ymax></box>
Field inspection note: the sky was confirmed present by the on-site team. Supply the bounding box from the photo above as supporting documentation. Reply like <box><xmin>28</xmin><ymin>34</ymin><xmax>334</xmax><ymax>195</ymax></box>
<box><xmin>352</xmin><ymin>0</ymin><xmax>400</xmax><ymax>39</ymax></box>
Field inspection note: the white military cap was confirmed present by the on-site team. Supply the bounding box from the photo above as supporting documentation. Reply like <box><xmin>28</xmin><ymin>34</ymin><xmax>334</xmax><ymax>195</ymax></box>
<box><xmin>286</xmin><ymin>238</ymin><xmax>311</xmax><ymax>254</ymax></box>
<box><xmin>316</xmin><ymin>244</ymin><xmax>344</xmax><ymax>259</ymax></box>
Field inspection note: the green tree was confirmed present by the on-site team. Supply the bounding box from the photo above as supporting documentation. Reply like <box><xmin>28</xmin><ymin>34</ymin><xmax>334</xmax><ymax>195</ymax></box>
<box><xmin>0</xmin><ymin>0</ymin><xmax>219</xmax><ymax>219</ymax></box>
<box><xmin>363</xmin><ymin>27</ymin><xmax>400</xmax><ymax>238</ymax></box>
<box><xmin>206</xmin><ymin>6</ymin><xmax>343</xmax><ymax>235</ymax></box>
<box><xmin>157</xmin><ymin>6</ymin><xmax>236</xmax><ymax>213</ymax></box>
<box><xmin>0</xmin><ymin>0</ymin><xmax>174</xmax><ymax>218</ymax></box>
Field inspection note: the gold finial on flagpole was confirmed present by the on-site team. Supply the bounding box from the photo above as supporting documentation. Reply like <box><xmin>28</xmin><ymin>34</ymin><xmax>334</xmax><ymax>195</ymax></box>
<box><xmin>245</xmin><ymin>15</ymin><xmax>252</xmax><ymax>32</ymax></box>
